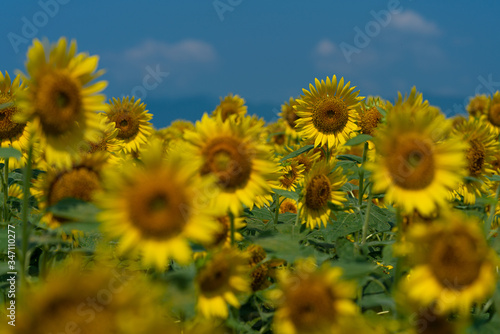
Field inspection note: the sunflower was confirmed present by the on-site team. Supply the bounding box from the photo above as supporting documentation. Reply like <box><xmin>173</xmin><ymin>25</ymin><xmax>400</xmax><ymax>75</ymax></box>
<box><xmin>482</xmin><ymin>91</ymin><xmax>500</xmax><ymax>131</ymax></box>
<box><xmin>452</xmin><ymin>117</ymin><xmax>499</xmax><ymax>204</ymax></box>
<box><xmin>0</xmin><ymin>71</ymin><xmax>31</xmax><ymax>168</ymax></box>
<box><xmin>278</xmin><ymin>159</ymin><xmax>305</xmax><ymax>192</ymax></box>
<box><xmin>298</xmin><ymin>160</ymin><xmax>347</xmax><ymax>229</ymax></box>
<box><xmin>279</xmin><ymin>198</ymin><xmax>298</xmax><ymax>214</ymax></box>
<box><xmin>212</xmin><ymin>93</ymin><xmax>247</xmax><ymax>122</ymax></box>
<box><xmin>266</xmin><ymin>119</ymin><xmax>290</xmax><ymax>154</ymax></box>
<box><xmin>285</xmin><ymin>143</ymin><xmax>321</xmax><ymax>174</ymax></box>
<box><xmin>399</xmin><ymin>213</ymin><xmax>499</xmax><ymax>316</ymax></box>
<box><xmin>357</xmin><ymin>97</ymin><xmax>386</xmax><ymax>137</ymax></box>
<box><xmin>206</xmin><ymin>214</ymin><xmax>246</xmax><ymax>249</ymax></box>
<box><xmin>15</xmin><ymin>38</ymin><xmax>106</xmax><ymax>168</ymax></box>
<box><xmin>294</xmin><ymin>75</ymin><xmax>363</xmax><ymax>149</ymax></box>
<box><xmin>467</xmin><ymin>94</ymin><xmax>489</xmax><ymax>117</ymax></box>
<box><xmin>5</xmin><ymin>258</ymin><xmax>177</xmax><ymax>334</ymax></box>
<box><xmin>196</xmin><ymin>248</ymin><xmax>251</xmax><ymax>318</ymax></box>
<box><xmin>279</xmin><ymin>96</ymin><xmax>301</xmax><ymax>138</ymax></box>
<box><xmin>268</xmin><ymin>258</ymin><xmax>359</xmax><ymax>334</ymax></box>
<box><xmin>97</xmin><ymin>142</ymin><xmax>219</xmax><ymax>269</ymax></box>
<box><xmin>105</xmin><ymin>97</ymin><xmax>153</xmax><ymax>153</ymax></box>
<box><xmin>368</xmin><ymin>104</ymin><xmax>467</xmax><ymax>216</ymax></box>
<box><xmin>184</xmin><ymin>113</ymin><xmax>280</xmax><ymax>214</ymax></box>
<box><xmin>33</xmin><ymin>152</ymin><xmax>107</xmax><ymax>229</ymax></box>
<box><xmin>80</xmin><ymin>112</ymin><xmax>121</xmax><ymax>158</ymax></box>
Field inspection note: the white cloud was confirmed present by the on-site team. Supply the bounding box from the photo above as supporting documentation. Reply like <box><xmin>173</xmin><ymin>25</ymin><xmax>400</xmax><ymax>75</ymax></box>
<box><xmin>391</xmin><ymin>10</ymin><xmax>441</xmax><ymax>35</ymax></box>
<box><xmin>314</xmin><ymin>39</ymin><xmax>337</xmax><ymax>57</ymax></box>
<box><xmin>124</xmin><ymin>39</ymin><xmax>217</xmax><ymax>63</ymax></box>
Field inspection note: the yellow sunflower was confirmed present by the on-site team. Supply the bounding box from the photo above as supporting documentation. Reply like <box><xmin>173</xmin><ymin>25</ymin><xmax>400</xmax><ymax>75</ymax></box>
<box><xmin>298</xmin><ymin>160</ymin><xmax>347</xmax><ymax>229</ymax></box>
<box><xmin>5</xmin><ymin>258</ymin><xmax>177</xmax><ymax>334</ymax></box>
<box><xmin>105</xmin><ymin>97</ymin><xmax>153</xmax><ymax>153</ymax></box>
<box><xmin>452</xmin><ymin>117</ymin><xmax>500</xmax><ymax>204</ymax></box>
<box><xmin>80</xmin><ymin>112</ymin><xmax>121</xmax><ymax>158</ymax></box>
<box><xmin>206</xmin><ymin>214</ymin><xmax>246</xmax><ymax>249</ymax></box>
<box><xmin>212</xmin><ymin>93</ymin><xmax>247</xmax><ymax>122</ymax></box>
<box><xmin>279</xmin><ymin>96</ymin><xmax>301</xmax><ymax>138</ymax></box>
<box><xmin>368</xmin><ymin>104</ymin><xmax>467</xmax><ymax>216</ymax></box>
<box><xmin>97</xmin><ymin>142</ymin><xmax>219</xmax><ymax>269</ymax></box>
<box><xmin>196</xmin><ymin>248</ymin><xmax>251</xmax><ymax>318</ymax></box>
<box><xmin>482</xmin><ymin>91</ymin><xmax>500</xmax><ymax>131</ymax></box>
<box><xmin>399</xmin><ymin>213</ymin><xmax>499</xmax><ymax>316</ymax></box>
<box><xmin>467</xmin><ymin>94</ymin><xmax>489</xmax><ymax>117</ymax></box>
<box><xmin>278</xmin><ymin>159</ymin><xmax>305</xmax><ymax>192</ymax></box>
<box><xmin>184</xmin><ymin>113</ymin><xmax>280</xmax><ymax>214</ymax></box>
<box><xmin>294</xmin><ymin>75</ymin><xmax>363</xmax><ymax>149</ymax></box>
<box><xmin>357</xmin><ymin>97</ymin><xmax>386</xmax><ymax>137</ymax></box>
<box><xmin>268</xmin><ymin>258</ymin><xmax>359</xmax><ymax>334</ymax></box>
<box><xmin>0</xmin><ymin>71</ymin><xmax>32</xmax><ymax>169</ymax></box>
<box><xmin>33</xmin><ymin>152</ymin><xmax>107</xmax><ymax>229</ymax></box>
<box><xmin>279</xmin><ymin>198</ymin><xmax>298</xmax><ymax>214</ymax></box>
<box><xmin>15</xmin><ymin>38</ymin><xmax>106</xmax><ymax>168</ymax></box>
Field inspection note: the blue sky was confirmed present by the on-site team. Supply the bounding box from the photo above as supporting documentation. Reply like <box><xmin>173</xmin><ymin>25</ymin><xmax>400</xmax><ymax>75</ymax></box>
<box><xmin>2</xmin><ymin>1</ymin><xmax>500</xmax><ymax>127</ymax></box>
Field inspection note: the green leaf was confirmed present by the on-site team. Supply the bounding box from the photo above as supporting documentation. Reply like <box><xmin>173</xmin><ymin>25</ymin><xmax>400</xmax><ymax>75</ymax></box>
<box><xmin>0</xmin><ymin>147</ymin><xmax>22</xmax><ymax>160</ymax></box>
<box><xmin>337</xmin><ymin>154</ymin><xmax>363</xmax><ymax>164</ymax></box>
<box><xmin>271</xmin><ymin>188</ymin><xmax>299</xmax><ymax>201</ymax></box>
<box><xmin>0</xmin><ymin>101</ymin><xmax>14</xmax><ymax>110</ymax></box>
<box><xmin>279</xmin><ymin>144</ymin><xmax>314</xmax><ymax>162</ymax></box>
<box><xmin>486</xmin><ymin>175</ymin><xmax>500</xmax><ymax>182</ymax></box>
<box><xmin>375</xmin><ymin>106</ymin><xmax>387</xmax><ymax>117</ymax></box>
<box><xmin>343</xmin><ymin>134</ymin><xmax>372</xmax><ymax>147</ymax></box>
<box><xmin>252</xmin><ymin>233</ymin><xmax>313</xmax><ymax>263</ymax></box>
<box><xmin>326</xmin><ymin>212</ymin><xmax>363</xmax><ymax>241</ymax></box>
<box><xmin>47</xmin><ymin>198</ymin><xmax>101</xmax><ymax>233</ymax></box>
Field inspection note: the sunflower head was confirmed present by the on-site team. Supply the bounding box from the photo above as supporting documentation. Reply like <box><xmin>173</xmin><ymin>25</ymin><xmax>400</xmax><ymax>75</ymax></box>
<box><xmin>212</xmin><ymin>93</ymin><xmax>247</xmax><ymax>122</ymax></box>
<box><xmin>294</xmin><ymin>75</ymin><xmax>363</xmax><ymax>149</ymax></box>
<box><xmin>105</xmin><ymin>96</ymin><xmax>153</xmax><ymax>153</ymax></box>
<box><xmin>0</xmin><ymin>71</ymin><xmax>28</xmax><ymax>146</ymax></box>
<box><xmin>466</xmin><ymin>94</ymin><xmax>489</xmax><ymax>117</ymax></box>
<box><xmin>16</xmin><ymin>38</ymin><xmax>106</xmax><ymax>168</ymax></box>
<box><xmin>485</xmin><ymin>91</ymin><xmax>500</xmax><ymax>128</ymax></box>
<box><xmin>279</xmin><ymin>96</ymin><xmax>300</xmax><ymax>133</ymax></box>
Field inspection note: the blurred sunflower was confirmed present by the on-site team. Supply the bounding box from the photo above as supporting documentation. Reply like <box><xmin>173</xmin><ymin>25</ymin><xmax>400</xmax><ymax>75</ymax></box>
<box><xmin>15</xmin><ymin>38</ymin><xmax>106</xmax><ymax>168</ymax></box>
<box><xmin>268</xmin><ymin>259</ymin><xmax>358</xmax><ymax>334</ymax></box>
<box><xmin>298</xmin><ymin>160</ymin><xmax>347</xmax><ymax>229</ymax></box>
<box><xmin>34</xmin><ymin>152</ymin><xmax>107</xmax><ymax>228</ymax></box>
<box><xmin>452</xmin><ymin>117</ymin><xmax>499</xmax><ymax>204</ymax></box>
<box><xmin>105</xmin><ymin>97</ymin><xmax>153</xmax><ymax>153</ymax></box>
<box><xmin>279</xmin><ymin>96</ymin><xmax>301</xmax><ymax>138</ymax></box>
<box><xmin>206</xmin><ymin>213</ymin><xmax>246</xmax><ymax>249</ymax></box>
<box><xmin>279</xmin><ymin>198</ymin><xmax>298</xmax><ymax>214</ymax></box>
<box><xmin>400</xmin><ymin>213</ymin><xmax>498</xmax><ymax>315</ymax></box>
<box><xmin>357</xmin><ymin>97</ymin><xmax>386</xmax><ymax>137</ymax></box>
<box><xmin>278</xmin><ymin>159</ymin><xmax>305</xmax><ymax>192</ymax></box>
<box><xmin>483</xmin><ymin>91</ymin><xmax>500</xmax><ymax>131</ymax></box>
<box><xmin>97</xmin><ymin>142</ymin><xmax>219</xmax><ymax>269</ymax></box>
<box><xmin>212</xmin><ymin>93</ymin><xmax>247</xmax><ymax>122</ymax></box>
<box><xmin>81</xmin><ymin>112</ymin><xmax>121</xmax><ymax>158</ymax></box>
<box><xmin>467</xmin><ymin>94</ymin><xmax>489</xmax><ymax>117</ymax></box>
<box><xmin>285</xmin><ymin>143</ymin><xmax>321</xmax><ymax>174</ymax></box>
<box><xmin>6</xmin><ymin>259</ymin><xmax>177</xmax><ymax>334</ymax></box>
<box><xmin>368</xmin><ymin>105</ymin><xmax>467</xmax><ymax>216</ymax></box>
<box><xmin>0</xmin><ymin>71</ymin><xmax>31</xmax><ymax>168</ymax></box>
<box><xmin>184</xmin><ymin>114</ymin><xmax>280</xmax><ymax>214</ymax></box>
<box><xmin>294</xmin><ymin>75</ymin><xmax>363</xmax><ymax>149</ymax></box>
<box><xmin>196</xmin><ymin>248</ymin><xmax>250</xmax><ymax>318</ymax></box>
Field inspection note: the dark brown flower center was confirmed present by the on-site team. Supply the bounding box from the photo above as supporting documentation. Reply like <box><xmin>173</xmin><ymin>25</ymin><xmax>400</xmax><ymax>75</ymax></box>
<box><xmin>359</xmin><ymin>107</ymin><xmax>382</xmax><ymax>136</ymax></box>
<box><xmin>110</xmin><ymin>112</ymin><xmax>140</xmax><ymax>140</ymax></box>
<box><xmin>312</xmin><ymin>96</ymin><xmax>349</xmax><ymax>134</ymax></box>
<box><xmin>198</xmin><ymin>259</ymin><xmax>230</xmax><ymax>294</ymax></box>
<box><xmin>488</xmin><ymin>103</ymin><xmax>500</xmax><ymax>127</ymax></box>
<box><xmin>48</xmin><ymin>168</ymin><xmax>101</xmax><ymax>205</ymax></box>
<box><xmin>305</xmin><ymin>174</ymin><xmax>331</xmax><ymax>210</ymax></box>
<box><xmin>466</xmin><ymin>139</ymin><xmax>486</xmax><ymax>177</ymax></box>
<box><xmin>0</xmin><ymin>94</ymin><xmax>26</xmax><ymax>140</ymax></box>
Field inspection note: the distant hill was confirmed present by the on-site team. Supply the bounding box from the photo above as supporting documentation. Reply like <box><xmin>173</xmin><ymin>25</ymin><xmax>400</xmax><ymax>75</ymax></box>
<box><xmin>144</xmin><ymin>94</ymin><xmax>470</xmax><ymax>129</ymax></box>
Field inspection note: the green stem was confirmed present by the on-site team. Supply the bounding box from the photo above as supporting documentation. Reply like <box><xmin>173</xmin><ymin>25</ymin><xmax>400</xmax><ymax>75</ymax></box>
<box><xmin>20</xmin><ymin>144</ymin><xmax>33</xmax><ymax>286</ymax></box>
<box><xmin>360</xmin><ymin>187</ymin><xmax>373</xmax><ymax>246</ymax></box>
<box><xmin>274</xmin><ymin>194</ymin><xmax>281</xmax><ymax>224</ymax></box>
<box><xmin>358</xmin><ymin>142</ymin><xmax>369</xmax><ymax>207</ymax></box>
<box><xmin>2</xmin><ymin>158</ymin><xmax>9</xmax><ymax>222</ymax></box>
<box><xmin>229</xmin><ymin>211</ymin><xmax>235</xmax><ymax>247</ymax></box>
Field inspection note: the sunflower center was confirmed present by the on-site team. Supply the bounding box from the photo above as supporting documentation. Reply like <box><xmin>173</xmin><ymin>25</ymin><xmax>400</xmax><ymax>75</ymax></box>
<box><xmin>35</xmin><ymin>71</ymin><xmax>82</xmax><ymax>135</ymax></box>
<box><xmin>287</xmin><ymin>277</ymin><xmax>336</xmax><ymax>331</ymax></box>
<box><xmin>279</xmin><ymin>200</ymin><xmax>297</xmax><ymax>214</ymax></box>
<box><xmin>488</xmin><ymin>104</ymin><xmax>500</xmax><ymax>127</ymax></box>
<box><xmin>386</xmin><ymin>136</ymin><xmax>435</xmax><ymax>190</ymax></box>
<box><xmin>429</xmin><ymin>230</ymin><xmax>484</xmax><ymax>290</ymax></box>
<box><xmin>198</xmin><ymin>260</ymin><xmax>230</xmax><ymax>294</ymax></box>
<box><xmin>220</xmin><ymin>104</ymin><xmax>237</xmax><ymax>122</ymax></box>
<box><xmin>312</xmin><ymin>96</ymin><xmax>349</xmax><ymax>134</ymax></box>
<box><xmin>466</xmin><ymin>139</ymin><xmax>486</xmax><ymax>177</ymax></box>
<box><xmin>126</xmin><ymin>171</ymin><xmax>189</xmax><ymax>239</ymax></box>
<box><xmin>111</xmin><ymin>112</ymin><xmax>140</xmax><ymax>140</ymax></box>
<box><xmin>48</xmin><ymin>168</ymin><xmax>101</xmax><ymax>206</ymax></box>
<box><xmin>0</xmin><ymin>95</ymin><xmax>26</xmax><ymax>140</ymax></box>
<box><xmin>250</xmin><ymin>263</ymin><xmax>269</xmax><ymax>291</ymax></box>
<box><xmin>212</xmin><ymin>216</ymin><xmax>230</xmax><ymax>246</ymax></box>
<box><xmin>305</xmin><ymin>174</ymin><xmax>331</xmax><ymax>210</ymax></box>
<box><xmin>280</xmin><ymin>166</ymin><xmax>299</xmax><ymax>190</ymax></box>
<box><xmin>359</xmin><ymin>107</ymin><xmax>382</xmax><ymax>136</ymax></box>
<box><xmin>201</xmin><ymin>137</ymin><xmax>252</xmax><ymax>190</ymax></box>
<box><xmin>285</xmin><ymin>109</ymin><xmax>299</xmax><ymax>129</ymax></box>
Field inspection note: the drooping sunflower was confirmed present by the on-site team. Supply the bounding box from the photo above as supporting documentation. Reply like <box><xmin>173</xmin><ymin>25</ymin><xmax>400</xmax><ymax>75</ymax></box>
<box><xmin>368</xmin><ymin>104</ymin><xmax>467</xmax><ymax>216</ymax></box>
<box><xmin>80</xmin><ymin>112</ymin><xmax>121</xmax><ymax>158</ymax></box>
<box><xmin>212</xmin><ymin>93</ymin><xmax>247</xmax><ymax>122</ymax></box>
<box><xmin>298</xmin><ymin>160</ymin><xmax>347</xmax><ymax>229</ymax></box>
<box><xmin>4</xmin><ymin>258</ymin><xmax>177</xmax><ymax>334</ymax></box>
<box><xmin>15</xmin><ymin>38</ymin><xmax>106</xmax><ymax>168</ymax></box>
<box><xmin>97</xmin><ymin>142</ymin><xmax>220</xmax><ymax>269</ymax></box>
<box><xmin>0</xmin><ymin>71</ymin><xmax>31</xmax><ymax>168</ymax></box>
<box><xmin>184</xmin><ymin>113</ymin><xmax>280</xmax><ymax>214</ymax></box>
<box><xmin>33</xmin><ymin>152</ymin><xmax>107</xmax><ymax>229</ymax></box>
<box><xmin>196</xmin><ymin>248</ymin><xmax>251</xmax><ymax>318</ymax></box>
<box><xmin>294</xmin><ymin>75</ymin><xmax>363</xmax><ymax>149</ymax></box>
<box><xmin>399</xmin><ymin>213</ymin><xmax>499</xmax><ymax>316</ymax></box>
<box><xmin>268</xmin><ymin>258</ymin><xmax>359</xmax><ymax>334</ymax></box>
<box><xmin>452</xmin><ymin>117</ymin><xmax>500</xmax><ymax>204</ymax></box>
<box><xmin>105</xmin><ymin>97</ymin><xmax>153</xmax><ymax>153</ymax></box>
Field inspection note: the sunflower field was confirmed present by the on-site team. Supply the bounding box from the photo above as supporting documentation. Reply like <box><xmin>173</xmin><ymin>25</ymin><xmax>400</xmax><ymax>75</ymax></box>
<box><xmin>2</xmin><ymin>37</ymin><xmax>500</xmax><ymax>334</ymax></box>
